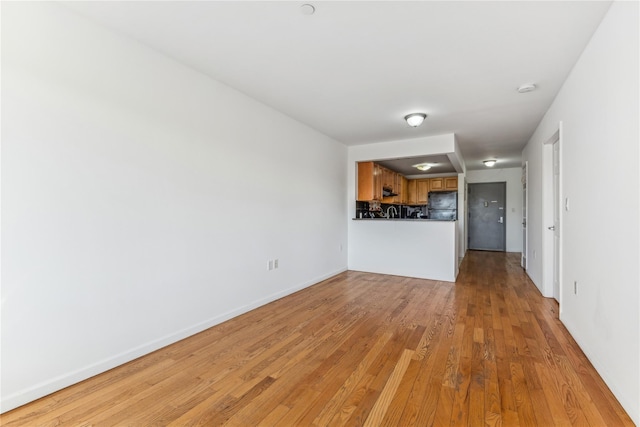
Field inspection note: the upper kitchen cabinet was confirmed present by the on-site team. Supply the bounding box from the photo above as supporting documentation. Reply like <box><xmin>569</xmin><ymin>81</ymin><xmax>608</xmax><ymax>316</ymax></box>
<box><xmin>399</xmin><ymin>176</ymin><xmax>408</xmax><ymax>204</ymax></box>
<box><xmin>357</xmin><ymin>161</ymin><xmax>458</xmax><ymax>203</ymax></box>
<box><xmin>429</xmin><ymin>176</ymin><xmax>458</xmax><ymax>192</ymax></box>
<box><xmin>406</xmin><ymin>179</ymin><xmax>429</xmax><ymax>204</ymax></box>
<box><xmin>416</xmin><ymin>179</ymin><xmax>430</xmax><ymax>204</ymax></box>
<box><xmin>429</xmin><ymin>177</ymin><xmax>444</xmax><ymax>191</ymax></box>
<box><xmin>406</xmin><ymin>179</ymin><xmax>417</xmax><ymax>204</ymax></box>
<box><xmin>381</xmin><ymin>167</ymin><xmax>393</xmax><ymax>191</ymax></box>
<box><xmin>357</xmin><ymin>161</ymin><xmax>382</xmax><ymax>201</ymax></box>
<box><xmin>444</xmin><ymin>177</ymin><xmax>458</xmax><ymax>191</ymax></box>
<box><xmin>359</xmin><ymin>161</ymin><xmax>404</xmax><ymax>203</ymax></box>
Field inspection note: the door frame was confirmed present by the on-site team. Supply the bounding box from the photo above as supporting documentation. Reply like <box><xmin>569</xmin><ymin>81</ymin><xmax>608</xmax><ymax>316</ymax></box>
<box><xmin>542</xmin><ymin>123</ymin><xmax>563</xmax><ymax>311</ymax></box>
<box><xmin>522</xmin><ymin>162</ymin><xmax>528</xmax><ymax>269</ymax></box>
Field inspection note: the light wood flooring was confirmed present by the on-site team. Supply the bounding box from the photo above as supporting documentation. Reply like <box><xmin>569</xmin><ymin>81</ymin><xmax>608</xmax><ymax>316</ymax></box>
<box><xmin>2</xmin><ymin>251</ymin><xmax>634</xmax><ymax>426</ymax></box>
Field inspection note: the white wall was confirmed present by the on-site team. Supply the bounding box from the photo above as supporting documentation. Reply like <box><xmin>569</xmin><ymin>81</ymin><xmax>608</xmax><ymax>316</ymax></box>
<box><xmin>522</xmin><ymin>2</ymin><xmax>639</xmax><ymax>423</ymax></box>
<box><xmin>466</xmin><ymin>167</ymin><xmax>523</xmax><ymax>253</ymax></box>
<box><xmin>1</xmin><ymin>2</ymin><xmax>347</xmax><ymax>412</ymax></box>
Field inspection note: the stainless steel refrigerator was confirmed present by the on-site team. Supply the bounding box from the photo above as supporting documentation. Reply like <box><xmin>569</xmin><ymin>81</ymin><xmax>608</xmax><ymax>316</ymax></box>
<box><xmin>427</xmin><ymin>191</ymin><xmax>458</xmax><ymax>220</ymax></box>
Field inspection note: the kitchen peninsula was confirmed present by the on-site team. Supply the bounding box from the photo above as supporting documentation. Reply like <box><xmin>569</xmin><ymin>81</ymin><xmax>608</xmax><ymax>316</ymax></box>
<box><xmin>349</xmin><ymin>161</ymin><xmax>460</xmax><ymax>282</ymax></box>
<box><xmin>350</xmin><ymin>219</ymin><xmax>459</xmax><ymax>282</ymax></box>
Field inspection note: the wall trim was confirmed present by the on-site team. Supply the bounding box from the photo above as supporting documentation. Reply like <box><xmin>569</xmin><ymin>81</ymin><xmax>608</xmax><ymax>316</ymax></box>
<box><xmin>561</xmin><ymin>315</ymin><xmax>637</xmax><ymax>425</ymax></box>
<box><xmin>0</xmin><ymin>267</ymin><xmax>347</xmax><ymax>413</ymax></box>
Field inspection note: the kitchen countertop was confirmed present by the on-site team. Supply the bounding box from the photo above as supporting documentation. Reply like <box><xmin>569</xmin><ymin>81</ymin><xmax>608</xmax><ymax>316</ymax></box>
<box><xmin>352</xmin><ymin>217</ymin><xmax>456</xmax><ymax>222</ymax></box>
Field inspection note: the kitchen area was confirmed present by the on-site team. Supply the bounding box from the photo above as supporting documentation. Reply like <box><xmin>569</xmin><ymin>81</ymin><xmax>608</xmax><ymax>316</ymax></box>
<box><xmin>355</xmin><ymin>161</ymin><xmax>459</xmax><ymax>221</ymax></box>
<box><xmin>349</xmin><ymin>157</ymin><xmax>461</xmax><ymax>282</ymax></box>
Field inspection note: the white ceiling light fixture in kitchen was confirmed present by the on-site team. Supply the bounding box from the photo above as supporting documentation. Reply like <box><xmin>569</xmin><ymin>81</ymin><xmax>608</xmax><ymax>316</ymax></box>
<box><xmin>483</xmin><ymin>159</ymin><xmax>497</xmax><ymax>167</ymax></box>
<box><xmin>412</xmin><ymin>163</ymin><xmax>433</xmax><ymax>171</ymax></box>
<box><xmin>404</xmin><ymin>113</ymin><xmax>427</xmax><ymax>127</ymax></box>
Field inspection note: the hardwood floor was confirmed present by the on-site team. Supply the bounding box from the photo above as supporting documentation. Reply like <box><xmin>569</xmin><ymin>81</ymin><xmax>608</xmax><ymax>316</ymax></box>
<box><xmin>2</xmin><ymin>251</ymin><xmax>633</xmax><ymax>426</ymax></box>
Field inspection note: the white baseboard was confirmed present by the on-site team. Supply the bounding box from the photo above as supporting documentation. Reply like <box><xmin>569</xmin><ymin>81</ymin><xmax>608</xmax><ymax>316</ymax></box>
<box><xmin>0</xmin><ymin>267</ymin><xmax>347</xmax><ymax>414</ymax></box>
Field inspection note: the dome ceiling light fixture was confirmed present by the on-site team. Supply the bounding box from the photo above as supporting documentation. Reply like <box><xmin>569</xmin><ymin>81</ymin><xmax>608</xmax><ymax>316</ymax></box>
<box><xmin>517</xmin><ymin>83</ymin><xmax>537</xmax><ymax>93</ymax></box>
<box><xmin>412</xmin><ymin>162</ymin><xmax>435</xmax><ymax>171</ymax></box>
<box><xmin>404</xmin><ymin>113</ymin><xmax>427</xmax><ymax>127</ymax></box>
<box><xmin>483</xmin><ymin>159</ymin><xmax>497</xmax><ymax>167</ymax></box>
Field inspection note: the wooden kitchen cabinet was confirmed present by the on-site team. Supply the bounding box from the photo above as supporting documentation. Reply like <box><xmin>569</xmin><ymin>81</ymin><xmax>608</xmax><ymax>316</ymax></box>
<box><xmin>357</xmin><ymin>161</ymin><xmax>382</xmax><ymax>201</ymax></box>
<box><xmin>399</xmin><ymin>176</ymin><xmax>408</xmax><ymax>204</ymax></box>
<box><xmin>444</xmin><ymin>176</ymin><xmax>458</xmax><ymax>190</ymax></box>
<box><xmin>359</xmin><ymin>162</ymin><xmax>453</xmax><ymax>204</ymax></box>
<box><xmin>381</xmin><ymin>167</ymin><xmax>394</xmax><ymax>190</ymax></box>
<box><xmin>429</xmin><ymin>177</ymin><xmax>444</xmax><ymax>192</ymax></box>
<box><xmin>429</xmin><ymin>176</ymin><xmax>458</xmax><ymax>192</ymax></box>
<box><xmin>407</xmin><ymin>179</ymin><xmax>417</xmax><ymax>204</ymax></box>
<box><xmin>416</xmin><ymin>179</ymin><xmax>430</xmax><ymax>204</ymax></box>
<box><xmin>406</xmin><ymin>179</ymin><xmax>429</xmax><ymax>204</ymax></box>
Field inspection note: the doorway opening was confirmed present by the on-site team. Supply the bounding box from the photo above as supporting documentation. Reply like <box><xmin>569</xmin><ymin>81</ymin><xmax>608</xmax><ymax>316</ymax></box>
<box><xmin>543</xmin><ymin>125</ymin><xmax>562</xmax><ymax>305</ymax></box>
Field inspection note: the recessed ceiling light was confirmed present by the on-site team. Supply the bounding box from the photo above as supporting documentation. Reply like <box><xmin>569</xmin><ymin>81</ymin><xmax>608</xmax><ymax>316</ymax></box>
<box><xmin>483</xmin><ymin>159</ymin><xmax>497</xmax><ymax>167</ymax></box>
<box><xmin>517</xmin><ymin>83</ymin><xmax>537</xmax><ymax>93</ymax></box>
<box><xmin>404</xmin><ymin>113</ymin><xmax>427</xmax><ymax>127</ymax></box>
<box><xmin>412</xmin><ymin>163</ymin><xmax>432</xmax><ymax>171</ymax></box>
<box><xmin>300</xmin><ymin>4</ymin><xmax>315</xmax><ymax>15</ymax></box>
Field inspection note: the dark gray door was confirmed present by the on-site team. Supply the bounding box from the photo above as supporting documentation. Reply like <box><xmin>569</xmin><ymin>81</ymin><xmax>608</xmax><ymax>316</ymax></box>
<box><xmin>468</xmin><ymin>182</ymin><xmax>506</xmax><ymax>251</ymax></box>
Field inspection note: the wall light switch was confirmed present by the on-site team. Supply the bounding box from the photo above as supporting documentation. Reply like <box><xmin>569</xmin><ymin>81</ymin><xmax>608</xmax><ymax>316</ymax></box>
<box><xmin>565</xmin><ymin>197</ymin><xmax>570</xmax><ymax>211</ymax></box>
<box><xmin>274</xmin><ymin>259</ymin><xmax>279</xmax><ymax>269</ymax></box>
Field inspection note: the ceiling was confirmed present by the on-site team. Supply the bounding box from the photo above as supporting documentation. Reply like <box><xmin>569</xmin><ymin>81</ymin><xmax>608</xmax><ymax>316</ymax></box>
<box><xmin>377</xmin><ymin>155</ymin><xmax>456</xmax><ymax>177</ymax></box>
<box><xmin>62</xmin><ymin>1</ymin><xmax>612</xmax><ymax>171</ymax></box>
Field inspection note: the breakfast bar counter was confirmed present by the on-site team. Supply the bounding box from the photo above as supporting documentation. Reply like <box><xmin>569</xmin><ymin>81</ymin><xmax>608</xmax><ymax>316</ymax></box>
<box><xmin>348</xmin><ymin>219</ymin><xmax>459</xmax><ymax>282</ymax></box>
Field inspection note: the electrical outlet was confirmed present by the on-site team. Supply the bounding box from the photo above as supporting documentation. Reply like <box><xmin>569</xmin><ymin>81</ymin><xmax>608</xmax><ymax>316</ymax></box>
<box><xmin>274</xmin><ymin>259</ymin><xmax>279</xmax><ymax>269</ymax></box>
<box><xmin>268</xmin><ymin>260</ymin><xmax>273</xmax><ymax>271</ymax></box>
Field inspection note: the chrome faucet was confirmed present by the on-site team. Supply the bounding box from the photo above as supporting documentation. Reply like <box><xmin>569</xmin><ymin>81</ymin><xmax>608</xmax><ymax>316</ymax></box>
<box><xmin>386</xmin><ymin>206</ymin><xmax>398</xmax><ymax>219</ymax></box>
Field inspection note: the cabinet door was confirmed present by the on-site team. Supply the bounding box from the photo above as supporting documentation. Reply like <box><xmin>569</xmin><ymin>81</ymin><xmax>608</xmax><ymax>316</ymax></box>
<box><xmin>382</xmin><ymin>168</ymin><xmax>393</xmax><ymax>189</ymax></box>
<box><xmin>444</xmin><ymin>177</ymin><xmax>458</xmax><ymax>190</ymax></box>
<box><xmin>416</xmin><ymin>179</ymin><xmax>430</xmax><ymax>203</ymax></box>
<box><xmin>407</xmin><ymin>180</ymin><xmax>417</xmax><ymax>204</ymax></box>
<box><xmin>357</xmin><ymin>162</ymin><xmax>383</xmax><ymax>201</ymax></box>
<box><xmin>399</xmin><ymin>176</ymin><xmax>408</xmax><ymax>204</ymax></box>
<box><xmin>357</xmin><ymin>162</ymin><xmax>374</xmax><ymax>201</ymax></box>
<box><xmin>373</xmin><ymin>163</ymin><xmax>382</xmax><ymax>200</ymax></box>
<box><xmin>429</xmin><ymin>177</ymin><xmax>444</xmax><ymax>192</ymax></box>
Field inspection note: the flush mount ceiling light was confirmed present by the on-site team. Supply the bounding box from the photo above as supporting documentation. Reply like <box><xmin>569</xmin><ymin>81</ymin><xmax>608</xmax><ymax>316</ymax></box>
<box><xmin>483</xmin><ymin>159</ymin><xmax>497</xmax><ymax>167</ymax></box>
<box><xmin>517</xmin><ymin>83</ymin><xmax>537</xmax><ymax>93</ymax></box>
<box><xmin>412</xmin><ymin>163</ymin><xmax>432</xmax><ymax>171</ymax></box>
<box><xmin>404</xmin><ymin>113</ymin><xmax>427</xmax><ymax>127</ymax></box>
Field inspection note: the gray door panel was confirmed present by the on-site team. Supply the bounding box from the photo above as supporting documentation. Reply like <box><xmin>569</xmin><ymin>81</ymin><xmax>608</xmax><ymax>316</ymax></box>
<box><xmin>468</xmin><ymin>182</ymin><xmax>506</xmax><ymax>251</ymax></box>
